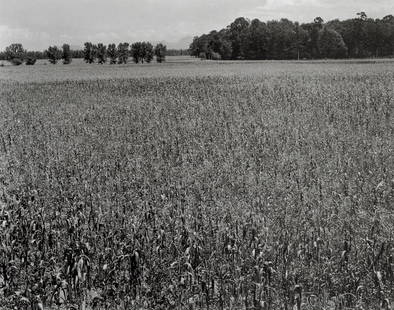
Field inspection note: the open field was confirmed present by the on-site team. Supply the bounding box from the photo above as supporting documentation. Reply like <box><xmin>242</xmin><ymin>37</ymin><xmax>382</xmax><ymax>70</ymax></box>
<box><xmin>0</xmin><ymin>59</ymin><xmax>393</xmax><ymax>309</ymax></box>
<box><xmin>2</xmin><ymin>56</ymin><xmax>394</xmax><ymax>82</ymax></box>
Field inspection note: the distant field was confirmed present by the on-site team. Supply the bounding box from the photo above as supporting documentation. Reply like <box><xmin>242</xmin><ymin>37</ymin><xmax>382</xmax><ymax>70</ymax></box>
<box><xmin>0</xmin><ymin>60</ymin><xmax>393</xmax><ymax>309</ymax></box>
<box><xmin>1</xmin><ymin>56</ymin><xmax>394</xmax><ymax>82</ymax></box>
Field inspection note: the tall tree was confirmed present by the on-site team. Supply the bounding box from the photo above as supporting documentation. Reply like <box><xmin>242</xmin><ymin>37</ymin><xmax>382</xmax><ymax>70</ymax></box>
<box><xmin>208</xmin><ymin>30</ymin><xmax>232</xmax><ymax>60</ymax></box>
<box><xmin>310</xmin><ymin>17</ymin><xmax>324</xmax><ymax>58</ymax></box>
<box><xmin>25</xmin><ymin>51</ymin><xmax>37</xmax><ymax>65</ymax></box>
<box><xmin>97</xmin><ymin>43</ymin><xmax>107</xmax><ymax>64</ymax></box>
<box><xmin>83</xmin><ymin>42</ymin><xmax>96</xmax><ymax>63</ymax></box>
<box><xmin>142</xmin><ymin>42</ymin><xmax>154</xmax><ymax>63</ymax></box>
<box><xmin>154</xmin><ymin>43</ymin><xmax>167</xmax><ymax>63</ymax></box>
<box><xmin>46</xmin><ymin>46</ymin><xmax>62</xmax><ymax>64</ymax></box>
<box><xmin>229</xmin><ymin>17</ymin><xmax>250</xmax><ymax>59</ymax></box>
<box><xmin>131</xmin><ymin>42</ymin><xmax>143</xmax><ymax>63</ymax></box>
<box><xmin>5</xmin><ymin>43</ymin><xmax>26</xmax><ymax>65</ymax></box>
<box><xmin>132</xmin><ymin>42</ymin><xmax>154</xmax><ymax>63</ymax></box>
<box><xmin>107</xmin><ymin>44</ymin><xmax>117</xmax><ymax>64</ymax></box>
<box><xmin>62</xmin><ymin>44</ymin><xmax>72</xmax><ymax>64</ymax></box>
<box><xmin>241</xmin><ymin>19</ymin><xmax>269</xmax><ymax>60</ymax></box>
<box><xmin>117</xmin><ymin>43</ymin><xmax>129</xmax><ymax>64</ymax></box>
<box><xmin>191</xmin><ymin>15</ymin><xmax>394</xmax><ymax>60</ymax></box>
<box><xmin>294</xmin><ymin>22</ymin><xmax>310</xmax><ymax>59</ymax></box>
<box><xmin>318</xmin><ymin>27</ymin><xmax>348</xmax><ymax>58</ymax></box>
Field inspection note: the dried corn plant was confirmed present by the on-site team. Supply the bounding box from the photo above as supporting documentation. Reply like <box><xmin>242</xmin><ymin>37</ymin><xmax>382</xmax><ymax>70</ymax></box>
<box><xmin>0</xmin><ymin>65</ymin><xmax>393</xmax><ymax>309</ymax></box>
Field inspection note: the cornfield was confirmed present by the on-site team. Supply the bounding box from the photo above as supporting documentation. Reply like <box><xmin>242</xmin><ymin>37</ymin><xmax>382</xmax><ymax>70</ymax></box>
<box><xmin>0</xmin><ymin>62</ymin><xmax>393</xmax><ymax>309</ymax></box>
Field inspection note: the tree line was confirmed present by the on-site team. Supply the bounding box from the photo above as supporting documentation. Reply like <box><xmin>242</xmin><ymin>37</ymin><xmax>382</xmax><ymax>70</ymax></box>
<box><xmin>0</xmin><ymin>42</ymin><xmax>167</xmax><ymax>65</ymax></box>
<box><xmin>81</xmin><ymin>42</ymin><xmax>166</xmax><ymax>64</ymax></box>
<box><xmin>189</xmin><ymin>13</ymin><xmax>394</xmax><ymax>60</ymax></box>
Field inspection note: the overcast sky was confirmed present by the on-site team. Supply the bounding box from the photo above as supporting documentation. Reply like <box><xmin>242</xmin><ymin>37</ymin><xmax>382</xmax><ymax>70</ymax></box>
<box><xmin>0</xmin><ymin>0</ymin><xmax>393</xmax><ymax>50</ymax></box>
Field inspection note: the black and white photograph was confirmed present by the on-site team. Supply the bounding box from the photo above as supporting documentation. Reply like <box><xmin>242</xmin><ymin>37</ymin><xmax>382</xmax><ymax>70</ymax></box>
<box><xmin>0</xmin><ymin>0</ymin><xmax>393</xmax><ymax>309</ymax></box>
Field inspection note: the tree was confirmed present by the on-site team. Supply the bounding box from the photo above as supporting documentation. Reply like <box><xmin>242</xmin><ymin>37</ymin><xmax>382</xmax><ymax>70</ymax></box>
<box><xmin>310</xmin><ymin>17</ymin><xmax>324</xmax><ymax>58</ymax></box>
<box><xmin>117</xmin><ymin>43</ymin><xmax>129</xmax><ymax>64</ymax></box>
<box><xmin>131</xmin><ymin>42</ymin><xmax>142</xmax><ymax>63</ymax></box>
<box><xmin>189</xmin><ymin>36</ymin><xmax>204</xmax><ymax>57</ymax></box>
<box><xmin>229</xmin><ymin>17</ymin><xmax>250</xmax><ymax>59</ymax></box>
<box><xmin>314</xmin><ymin>17</ymin><xmax>324</xmax><ymax>25</ymax></box>
<box><xmin>142</xmin><ymin>42</ymin><xmax>154</xmax><ymax>63</ymax></box>
<box><xmin>97</xmin><ymin>43</ymin><xmax>107</xmax><ymax>64</ymax></box>
<box><xmin>191</xmin><ymin>14</ymin><xmax>394</xmax><ymax>60</ymax></box>
<box><xmin>5</xmin><ymin>43</ymin><xmax>26</xmax><ymax>65</ymax></box>
<box><xmin>131</xmin><ymin>42</ymin><xmax>154</xmax><ymax>63</ymax></box>
<box><xmin>62</xmin><ymin>44</ymin><xmax>72</xmax><ymax>64</ymax></box>
<box><xmin>207</xmin><ymin>30</ymin><xmax>232</xmax><ymax>60</ymax></box>
<box><xmin>357</xmin><ymin>12</ymin><xmax>368</xmax><ymax>21</ymax></box>
<box><xmin>25</xmin><ymin>51</ymin><xmax>37</xmax><ymax>65</ymax></box>
<box><xmin>241</xmin><ymin>19</ymin><xmax>268</xmax><ymax>59</ymax></box>
<box><xmin>189</xmin><ymin>36</ymin><xmax>210</xmax><ymax>59</ymax></box>
<box><xmin>46</xmin><ymin>46</ymin><xmax>62</xmax><ymax>64</ymax></box>
<box><xmin>107</xmin><ymin>44</ymin><xmax>117</xmax><ymax>64</ymax></box>
<box><xmin>154</xmin><ymin>43</ymin><xmax>167</xmax><ymax>63</ymax></box>
<box><xmin>266</xmin><ymin>19</ymin><xmax>300</xmax><ymax>59</ymax></box>
<box><xmin>83</xmin><ymin>42</ymin><xmax>96</xmax><ymax>64</ymax></box>
<box><xmin>189</xmin><ymin>30</ymin><xmax>232</xmax><ymax>60</ymax></box>
<box><xmin>318</xmin><ymin>27</ymin><xmax>348</xmax><ymax>58</ymax></box>
<box><xmin>294</xmin><ymin>22</ymin><xmax>310</xmax><ymax>59</ymax></box>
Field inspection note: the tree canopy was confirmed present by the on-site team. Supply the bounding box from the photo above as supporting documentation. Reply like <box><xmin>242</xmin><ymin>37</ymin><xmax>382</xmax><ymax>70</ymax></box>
<box><xmin>190</xmin><ymin>14</ymin><xmax>394</xmax><ymax>60</ymax></box>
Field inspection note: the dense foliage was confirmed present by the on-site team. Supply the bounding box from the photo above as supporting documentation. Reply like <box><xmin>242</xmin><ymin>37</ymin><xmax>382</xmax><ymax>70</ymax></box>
<box><xmin>46</xmin><ymin>46</ymin><xmax>62</xmax><ymax>64</ymax></box>
<box><xmin>190</xmin><ymin>14</ymin><xmax>394</xmax><ymax>60</ymax></box>
<box><xmin>166</xmin><ymin>49</ymin><xmax>190</xmax><ymax>56</ymax></box>
<box><xmin>131</xmin><ymin>42</ymin><xmax>154</xmax><ymax>63</ymax></box>
<box><xmin>117</xmin><ymin>43</ymin><xmax>130</xmax><ymax>64</ymax></box>
<box><xmin>96</xmin><ymin>43</ymin><xmax>107</xmax><ymax>64</ymax></box>
<box><xmin>83</xmin><ymin>42</ymin><xmax>97</xmax><ymax>64</ymax></box>
<box><xmin>4</xmin><ymin>43</ymin><xmax>26</xmax><ymax>65</ymax></box>
<box><xmin>0</xmin><ymin>64</ymin><xmax>393</xmax><ymax>309</ymax></box>
<box><xmin>107</xmin><ymin>44</ymin><xmax>118</xmax><ymax>64</ymax></box>
<box><xmin>62</xmin><ymin>44</ymin><xmax>72</xmax><ymax>65</ymax></box>
<box><xmin>154</xmin><ymin>43</ymin><xmax>167</xmax><ymax>63</ymax></box>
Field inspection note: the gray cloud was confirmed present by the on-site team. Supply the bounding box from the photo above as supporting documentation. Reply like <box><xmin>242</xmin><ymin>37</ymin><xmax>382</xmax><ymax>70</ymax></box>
<box><xmin>0</xmin><ymin>0</ymin><xmax>392</xmax><ymax>50</ymax></box>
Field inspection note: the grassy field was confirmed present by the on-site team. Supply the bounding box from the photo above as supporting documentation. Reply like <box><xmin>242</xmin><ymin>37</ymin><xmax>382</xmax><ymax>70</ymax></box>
<box><xmin>0</xmin><ymin>59</ymin><xmax>393</xmax><ymax>309</ymax></box>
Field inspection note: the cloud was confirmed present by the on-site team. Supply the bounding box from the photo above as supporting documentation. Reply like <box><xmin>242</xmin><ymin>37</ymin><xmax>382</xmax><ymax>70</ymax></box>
<box><xmin>0</xmin><ymin>0</ymin><xmax>392</xmax><ymax>50</ymax></box>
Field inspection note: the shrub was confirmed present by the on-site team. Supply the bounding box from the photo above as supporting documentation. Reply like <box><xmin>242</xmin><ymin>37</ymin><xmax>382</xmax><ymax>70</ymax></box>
<box><xmin>25</xmin><ymin>57</ymin><xmax>37</xmax><ymax>65</ymax></box>
<box><xmin>199</xmin><ymin>52</ymin><xmax>207</xmax><ymax>59</ymax></box>
<box><xmin>10</xmin><ymin>58</ymin><xmax>23</xmax><ymax>65</ymax></box>
<box><xmin>211</xmin><ymin>51</ymin><xmax>222</xmax><ymax>60</ymax></box>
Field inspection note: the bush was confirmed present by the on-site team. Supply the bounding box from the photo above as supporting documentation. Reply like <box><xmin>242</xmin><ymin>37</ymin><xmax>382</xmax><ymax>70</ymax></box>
<box><xmin>199</xmin><ymin>52</ymin><xmax>207</xmax><ymax>59</ymax></box>
<box><xmin>25</xmin><ymin>57</ymin><xmax>37</xmax><ymax>65</ymax></box>
<box><xmin>211</xmin><ymin>52</ymin><xmax>222</xmax><ymax>60</ymax></box>
<box><xmin>10</xmin><ymin>58</ymin><xmax>23</xmax><ymax>66</ymax></box>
